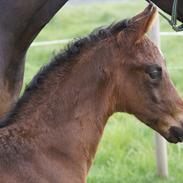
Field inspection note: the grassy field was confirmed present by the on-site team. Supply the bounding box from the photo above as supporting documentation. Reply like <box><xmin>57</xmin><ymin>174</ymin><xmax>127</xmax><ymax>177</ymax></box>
<box><xmin>25</xmin><ymin>1</ymin><xmax>183</xmax><ymax>183</ymax></box>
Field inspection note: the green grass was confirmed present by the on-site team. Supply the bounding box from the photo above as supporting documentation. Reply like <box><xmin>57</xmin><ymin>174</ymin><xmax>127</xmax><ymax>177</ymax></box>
<box><xmin>24</xmin><ymin>1</ymin><xmax>183</xmax><ymax>182</ymax></box>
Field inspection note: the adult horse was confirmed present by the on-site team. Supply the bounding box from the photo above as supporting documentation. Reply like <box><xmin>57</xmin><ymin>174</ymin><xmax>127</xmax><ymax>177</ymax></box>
<box><xmin>0</xmin><ymin>0</ymin><xmax>68</xmax><ymax>117</ymax></box>
<box><xmin>0</xmin><ymin>3</ymin><xmax>183</xmax><ymax>183</ymax></box>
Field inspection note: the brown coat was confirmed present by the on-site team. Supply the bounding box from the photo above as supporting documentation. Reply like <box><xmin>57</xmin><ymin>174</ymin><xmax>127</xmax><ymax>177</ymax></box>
<box><xmin>0</xmin><ymin>4</ymin><xmax>183</xmax><ymax>183</ymax></box>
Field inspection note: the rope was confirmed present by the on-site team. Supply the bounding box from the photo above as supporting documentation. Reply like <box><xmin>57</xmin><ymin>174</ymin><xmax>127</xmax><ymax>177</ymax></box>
<box><xmin>158</xmin><ymin>0</ymin><xmax>183</xmax><ymax>32</ymax></box>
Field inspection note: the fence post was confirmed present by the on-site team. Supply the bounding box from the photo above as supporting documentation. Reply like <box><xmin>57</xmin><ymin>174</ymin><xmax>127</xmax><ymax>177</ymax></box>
<box><xmin>148</xmin><ymin>14</ymin><xmax>169</xmax><ymax>178</ymax></box>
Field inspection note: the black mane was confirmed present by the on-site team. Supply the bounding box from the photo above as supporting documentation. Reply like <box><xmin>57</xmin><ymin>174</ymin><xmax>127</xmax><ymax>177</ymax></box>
<box><xmin>0</xmin><ymin>19</ymin><xmax>129</xmax><ymax>128</ymax></box>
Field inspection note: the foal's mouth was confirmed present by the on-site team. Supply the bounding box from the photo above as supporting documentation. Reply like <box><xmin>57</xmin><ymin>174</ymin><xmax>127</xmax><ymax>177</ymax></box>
<box><xmin>167</xmin><ymin>126</ymin><xmax>183</xmax><ymax>143</ymax></box>
<box><xmin>142</xmin><ymin>117</ymin><xmax>183</xmax><ymax>143</ymax></box>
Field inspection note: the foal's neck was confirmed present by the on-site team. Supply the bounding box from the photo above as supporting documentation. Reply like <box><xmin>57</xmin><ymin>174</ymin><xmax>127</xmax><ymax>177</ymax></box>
<box><xmin>44</xmin><ymin>46</ymin><xmax>117</xmax><ymax>171</ymax></box>
<box><xmin>6</xmin><ymin>43</ymin><xmax>118</xmax><ymax>175</ymax></box>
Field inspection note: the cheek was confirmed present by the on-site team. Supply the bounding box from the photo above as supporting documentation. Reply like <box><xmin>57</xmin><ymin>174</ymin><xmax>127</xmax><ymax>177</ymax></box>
<box><xmin>144</xmin><ymin>78</ymin><xmax>162</xmax><ymax>104</ymax></box>
<box><xmin>124</xmin><ymin>82</ymin><xmax>147</xmax><ymax>112</ymax></box>
<box><xmin>148</xmin><ymin>88</ymin><xmax>161</xmax><ymax>104</ymax></box>
<box><xmin>131</xmin><ymin>82</ymin><xmax>160</xmax><ymax>110</ymax></box>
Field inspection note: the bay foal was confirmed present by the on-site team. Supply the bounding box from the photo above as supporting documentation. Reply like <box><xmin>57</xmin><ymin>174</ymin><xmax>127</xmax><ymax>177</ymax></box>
<box><xmin>0</xmin><ymin>4</ymin><xmax>183</xmax><ymax>183</ymax></box>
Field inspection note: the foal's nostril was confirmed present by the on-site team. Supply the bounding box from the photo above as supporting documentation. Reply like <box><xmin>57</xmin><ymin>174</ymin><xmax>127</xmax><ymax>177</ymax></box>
<box><xmin>169</xmin><ymin>126</ymin><xmax>183</xmax><ymax>142</ymax></box>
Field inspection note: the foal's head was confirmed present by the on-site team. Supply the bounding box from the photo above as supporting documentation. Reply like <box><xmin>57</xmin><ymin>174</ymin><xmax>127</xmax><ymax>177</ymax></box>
<box><xmin>111</xmin><ymin>4</ymin><xmax>183</xmax><ymax>143</ymax></box>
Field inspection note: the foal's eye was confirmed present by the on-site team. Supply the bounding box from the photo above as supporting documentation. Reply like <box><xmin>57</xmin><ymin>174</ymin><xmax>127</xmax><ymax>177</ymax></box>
<box><xmin>145</xmin><ymin>66</ymin><xmax>162</xmax><ymax>80</ymax></box>
<box><xmin>149</xmin><ymin>70</ymin><xmax>161</xmax><ymax>79</ymax></box>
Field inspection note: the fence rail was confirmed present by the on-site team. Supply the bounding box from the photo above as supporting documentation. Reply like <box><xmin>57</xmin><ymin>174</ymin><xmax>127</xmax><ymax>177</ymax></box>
<box><xmin>160</xmin><ymin>32</ymin><xmax>183</xmax><ymax>36</ymax></box>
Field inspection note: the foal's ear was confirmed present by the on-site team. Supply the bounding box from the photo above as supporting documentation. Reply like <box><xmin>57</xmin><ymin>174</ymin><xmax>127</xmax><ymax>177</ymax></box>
<box><xmin>129</xmin><ymin>3</ymin><xmax>158</xmax><ymax>43</ymax></box>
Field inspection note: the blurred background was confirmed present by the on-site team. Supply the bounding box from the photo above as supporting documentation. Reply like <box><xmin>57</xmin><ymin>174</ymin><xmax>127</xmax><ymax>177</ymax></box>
<box><xmin>25</xmin><ymin>0</ymin><xmax>183</xmax><ymax>182</ymax></box>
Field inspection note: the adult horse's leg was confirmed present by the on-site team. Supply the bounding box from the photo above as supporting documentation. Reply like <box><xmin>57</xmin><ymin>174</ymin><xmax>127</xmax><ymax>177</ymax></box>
<box><xmin>149</xmin><ymin>0</ymin><xmax>183</xmax><ymax>22</ymax></box>
<box><xmin>0</xmin><ymin>0</ymin><xmax>68</xmax><ymax>117</ymax></box>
